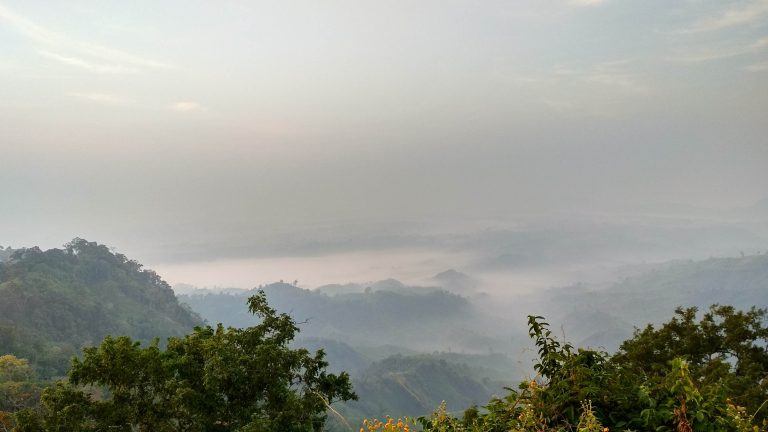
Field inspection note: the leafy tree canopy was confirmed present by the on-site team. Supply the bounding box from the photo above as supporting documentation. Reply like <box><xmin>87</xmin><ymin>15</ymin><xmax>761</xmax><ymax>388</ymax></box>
<box><xmin>15</xmin><ymin>290</ymin><xmax>356</xmax><ymax>432</ymax></box>
<box><xmin>410</xmin><ymin>305</ymin><xmax>768</xmax><ymax>432</ymax></box>
<box><xmin>0</xmin><ymin>355</ymin><xmax>42</xmax><ymax>413</ymax></box>
<box><xmin>613</xmin><ymin>305</ymin><xmax>768</xmax><ymax>419</ymax></box>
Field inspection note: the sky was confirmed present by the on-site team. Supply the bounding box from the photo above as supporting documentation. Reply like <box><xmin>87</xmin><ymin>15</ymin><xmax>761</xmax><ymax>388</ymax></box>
<box><xmin>1</xmin><ymin>0</ymin><xmax>767</xmax><ymax>286</ymax></box>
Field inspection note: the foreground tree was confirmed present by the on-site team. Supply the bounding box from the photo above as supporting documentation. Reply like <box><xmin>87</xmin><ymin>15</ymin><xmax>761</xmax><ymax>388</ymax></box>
<box><xmin>402</xmin><ymin>305</ymin><xmax>768</xmax><ymax>432</ymax></box>
<box><xmin>0</xmin><ymin>355</ymin><xmax>43</xmax><ymax>432</ymax></box>
<box><xmin>614</xmin><ymin>305</ymin><xmax>768</xmax><ymax>420</ymax></box>
<box><xmin>0</xmin><ymin>355</ymin><xmax>41</xmax><ymax>413</ymax></box>
<box><xmin>16</xmin><ymin>290</ymin><xmax>356</xmax><ymax>432</ymax></box>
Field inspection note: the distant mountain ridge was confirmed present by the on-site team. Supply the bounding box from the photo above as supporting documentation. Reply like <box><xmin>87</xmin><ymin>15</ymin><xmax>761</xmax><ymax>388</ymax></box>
<box><xmin>431</xmin><ymin>269</ymin><xmax>479</xmax><ymax>294</ymax></box>
<box><xmin>315</xmin><ymin>278</ymin><xmax>435</xmax><ymax>295</ymax></box>
<box><xmin>0</xmin><ymin>239</ymin><xmax>203</xmax><ymax>377</ymax></box>
<box><xmin>178</xmin><ymin>281</ymin><xmax>494</xmax><ymax>352</ymax></box>
<box><xmin>543</xmin><ymin>253</ymin><xmax>768</xmax><ymax>351</ymax></box>
<box><xmin>179</xmin><ymin>284</ymin><xmax>521</xmax><ymax>425</ymax></box>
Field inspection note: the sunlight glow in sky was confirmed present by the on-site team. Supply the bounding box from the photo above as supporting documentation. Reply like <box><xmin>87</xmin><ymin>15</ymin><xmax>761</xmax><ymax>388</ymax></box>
<box><xmin>1</xmin><ymin>0</ymin><xmax>767</xmax><ymax>274</ymax></box>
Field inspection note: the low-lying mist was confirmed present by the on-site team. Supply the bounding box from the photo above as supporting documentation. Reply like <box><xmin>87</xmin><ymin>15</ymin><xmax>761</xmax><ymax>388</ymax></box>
<box><xmin>171</xmin><ymin>204</ymin><xmax>768</xmax><ymax>376</ymax></box>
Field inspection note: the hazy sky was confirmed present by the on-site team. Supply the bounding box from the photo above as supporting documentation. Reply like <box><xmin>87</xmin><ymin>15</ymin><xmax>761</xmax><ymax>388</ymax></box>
<box><xmin>1</xmin><ymin>0</ymin><xmax>767</xmax><ymax>274</ymax></box>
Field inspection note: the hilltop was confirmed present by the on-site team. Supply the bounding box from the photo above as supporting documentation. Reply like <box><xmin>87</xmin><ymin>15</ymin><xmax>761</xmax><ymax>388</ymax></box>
<box><xmin>177</xmin><ymin>281</ymin><xmax>504</xmax><ymax>352</ymax></box>
<box><xmin>0</xmin><ymin>239</ymin><xmax>203</xmax><ymax>377</ymax></box>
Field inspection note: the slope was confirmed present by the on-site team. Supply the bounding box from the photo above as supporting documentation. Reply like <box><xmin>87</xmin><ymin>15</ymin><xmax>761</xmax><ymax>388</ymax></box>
<box><xmin>0</xmin><ymin>239</ymin><xmax>203</xmax><ymax>377</ymax></box>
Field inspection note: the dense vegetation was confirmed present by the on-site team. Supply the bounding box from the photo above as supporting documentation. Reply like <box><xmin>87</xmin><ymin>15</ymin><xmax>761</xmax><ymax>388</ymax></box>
<box><xmin>5</xmin><ymin>301</ymin><xmax>766</xmax><ymax>431</ymax></box>
<box><xmin>12</xmin><ymin>290</ymin><xmax>356</xmax><ymax>432</ymax></box>
<box><xmin>0</xmin><ymin>355</ymin><xmax>43</xmax><ymax>414</ymax></box>
<box><xmin>336</xmin><ymin>354</ymin><xmax>505</xmax><ymax>425</ymax></box>
<box><xmin>181</xmin><ymin>282</ymin><xmax>521</xmax><ymax>426</ymax></box>
<box><xmin>293</xmin><ymin>338</ymin><xmax>517</xmax><ymax>429</ymax></box>
<box><xmin>0</xmin><ymin>239</ymin><xmax>202</xmax><ymax>377</ymax></box>
<box><xmin>0</xmin><ymin>240</ymin><xmax>766</xmax><ymax>431</ymax></box>
<box><xmin>364</xmin><ymin>306</ymin><xmax>768</xmax><ymax>432</ymax></box>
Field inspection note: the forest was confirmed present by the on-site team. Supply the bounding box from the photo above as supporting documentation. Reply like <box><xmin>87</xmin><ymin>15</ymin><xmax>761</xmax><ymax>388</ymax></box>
<box><xmin>0</xmin><ymin>240</ymin><xmax>766</xmax><ymax>431</ymax></box>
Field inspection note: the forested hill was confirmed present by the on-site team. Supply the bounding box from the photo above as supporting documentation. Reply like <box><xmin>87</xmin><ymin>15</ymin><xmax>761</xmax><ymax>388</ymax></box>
<box><xmin>0</xmin><ymin>246</ymin><xmax>12</xmax><ymax>262</ymax></box>
<box><xmin>178</xmin><ymin>282</ymin><xmax>500</xmax><ymax>352</ymax></box>
<box><xmin>331</xmin><ymin>354</ymin><xmax>508</xmax><ymax>428</ymax></box>
<box><xmin>0</xmin><ymin>239</ymin><xmax>203</xmax><ymax>377</ymax></box>
<box><xmin>543</xmin><ymin>253</ymin><xmax>768</xmax><ymax>351</ymax></box>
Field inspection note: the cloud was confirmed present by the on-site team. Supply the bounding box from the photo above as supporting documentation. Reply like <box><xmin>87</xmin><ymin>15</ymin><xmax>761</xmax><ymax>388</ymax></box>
<box><xmin>559</xmin><ymin>59</ymin><xmax>650</xmax><ymax>94</ymax></box>
<box><xmin>746</xmin><ymin>61</ymin><xmax>768</xmax><ymax>71</ymax></box>
<box><xmin>69</xmin><ymin>92</ymin><xmax>131</xmax><ymax>105</ymax></box>
<box><xmin>172</xmin><ymin>101</ymin><xmax>205</xmax><ymax>112</ymax></box>
<box><xmin>568</xmin><ymin>0</ymin><xmax>609</xmax><ymax>7</ymax></box>
<box><xmin>40</xmin><ymin>50</ymin><xmax>140</xmax><ymax>74</ymax></box>
<box><xmin>516</xmin><ymin>59</ymin><xmax>649</xmax><ymax>116</ymax></box>
<box><xmin>76</xmin><ymin>43</ymin><xmax>170</xmax><ymax>70</ymax></box>
<box><xmin>541</xmin><ymin>98</ymin><xmax>577</xmax><ymax>113</ymax></box>
<box><xmin>683</xmin><ymin>0</ymin><xmax>768</xmax><ymax>33</ymax></box>
<box><xmin>584</xmin><ymin>71</ymin><xmax>648</xmax><ymax>94</ymax></box>
<box><xmin>0</xmin><ymin>2</ymin><xmax>169</xmax><ymax>73</ymax></box>
<box><xmin>0</xmin><ymin>3</ymin><xmax>64</xmax><ymax>45</ymax></box>
<box><xmin>668</xmin><ymin>37</ymin><xmax>768</xmax><ymax>63</ymax></box>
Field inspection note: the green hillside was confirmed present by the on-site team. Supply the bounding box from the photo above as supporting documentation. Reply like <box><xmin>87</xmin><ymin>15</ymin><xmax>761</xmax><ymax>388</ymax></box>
<box><xmin>0</xmin><ymin>239</ymin><xmax>203</xmax><ymax>377</ymax></box>
<box><xmin>182</xmin><ymin>293</ymin><xmax>521</xmax><ymax>429</ymax></box>
<box><xmin>329</xmin><ymin>353</ymin><xmax>508</xmax><ymax>430</ymax></box>
<box><xmin>288</xmin><ymin>337</ymin><xmax>520</xmax><ymax>430</ymax></box>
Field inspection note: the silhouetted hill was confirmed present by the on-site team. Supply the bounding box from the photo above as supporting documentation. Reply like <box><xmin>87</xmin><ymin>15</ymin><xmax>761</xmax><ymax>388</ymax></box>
<box><xmin>0</xmin><ymin>239</ymin><xmax>203</xmax><ymax>377</ymax></box>
<box><xmin>179</xmin><ymin>282</ymin><xmax>490</xmax><ymax>351</ymax></box>
<box><xmin>431</xmin><ymin>269</ymin><xmax>479</xmax><ymax>294</ymax></box>
<box><xmin>314</xmin><ymin>278</ymin><xmax>436</xmax><ymax>296</ymax></box>
<box><xmin>292</xmin><ymin>337</ymin><xmax>372</xmax><ymax>374</ymax></box>
<box><xmin>543</xmin><ymin>253</ymin><xmax>768</xmax><ymax>351</ymax></box>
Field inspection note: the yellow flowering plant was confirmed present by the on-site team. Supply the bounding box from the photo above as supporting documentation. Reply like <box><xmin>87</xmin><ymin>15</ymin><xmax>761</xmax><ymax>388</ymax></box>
<box><xmin>361</xmin><ymin>416</ymin><xmax>412</xmax><ymax>432</ymax></box>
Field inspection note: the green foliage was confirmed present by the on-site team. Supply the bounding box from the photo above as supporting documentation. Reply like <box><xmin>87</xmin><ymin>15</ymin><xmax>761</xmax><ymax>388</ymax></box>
<box><xmin>0</xmin><ymin>239</ymin><xmax>202</xmax><ymax>378</ymax></box>
<box><xmin>368</xmin><ymin>307</ymin><xmax>767</xmax><ymax>432</ymax></box>
<box><xmin>576</xmin><ymin>400</ymin><xmax>604</xmax><ymax>432</ymax></box>
<box><xmin>521</xmin><ymin>310</ymin><xmax>766</xmax><ymax>432</ymax></box>
<box><xmin>614</xmin><ymin>305</ymin><xmax>768</xmax><ymax>422</ymax></box>
<box><xmin>15</xmin><ymin>290</ymin><xmax>356</xmax><ymax>432</ymax></box>
<box><xmin>528</xmin><ymin>315</ymin><xmax>573</xmax><ymax>380</ymax></box>
<box><xmin>331</xmin><ymin>353</ymin><xmax>505</xmax><ymax>430</ymax></box>
<box><xmin>0</xmin><ymin>355</ymin><xmax>43</xmax><ymax>413</ymax></box>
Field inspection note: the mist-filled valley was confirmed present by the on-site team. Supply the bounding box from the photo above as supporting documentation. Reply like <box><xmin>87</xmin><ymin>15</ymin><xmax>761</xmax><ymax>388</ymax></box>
<box><xmin>2</xmin><ymin>204</ymin><xmax>766</xmax><ymax>429</ymax></box>
<box><xmin>165</xmin><ymin>207</ymin><xmax>768</xmax><ymax>425</ymax></box>
<box><xmin>2</xmin><ymin>0</ymin><xmax>768</xmax><ymax>430</ymax></box>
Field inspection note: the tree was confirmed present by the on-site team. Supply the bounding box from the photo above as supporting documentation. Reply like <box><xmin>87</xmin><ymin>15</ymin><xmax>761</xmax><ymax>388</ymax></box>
<box><xmin>413</xmin><ymin>308</ymin><xmax>767</xmax><ymax>432</ymax></box>
<box><xmin>613</xmin><ymin>305</ymin><xmax>768</xmax><ymax>419</ymax></box>
<box><xmin>16</xmin><ymin>290</ymin><xmax>356</xmax><ymax>432</ymax></box>
<box><xmin>0</xmin><ymin>355</ymin><xmax>41</xmax><ymax>412</ymax></box>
